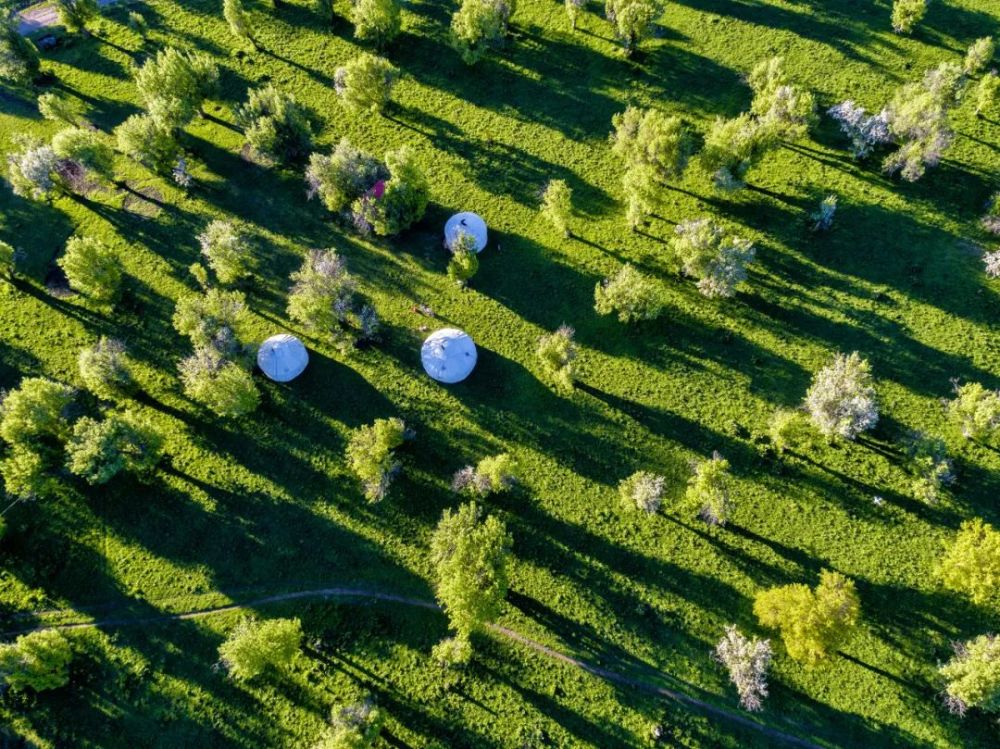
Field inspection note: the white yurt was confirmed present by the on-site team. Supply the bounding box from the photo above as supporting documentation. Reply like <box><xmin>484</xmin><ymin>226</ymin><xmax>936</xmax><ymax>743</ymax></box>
<box><xmin>257</xmin><ymin>334</ymin><xmax>309</xmax><ymax>382</ymax></box>
<box><xmin>421</xmin><ymin>328</ymin><xmax>477</xmax><ymax>384</ymax></box>
<box><xmin>444</xmin><ymin>212</ymin><xmax>488</xmax><ymax>253</ymax></box>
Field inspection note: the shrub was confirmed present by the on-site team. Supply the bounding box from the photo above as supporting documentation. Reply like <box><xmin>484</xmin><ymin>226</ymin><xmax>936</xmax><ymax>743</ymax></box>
<box><xmin>287</xmin><ymin>249</ymin><xmax>361</xmax><ymax>348</ymax></box>
<box><xmin>748</xmin><ymin>57</ymin><xmax>817</xmax><ymax>141</ymax></box>
<box><xmin>345</xmin><ymin>417</ymin><xmax>407</xmax><ymax>502</ymax></box>
<box><xmin>604</xmin><ymin>0</ymin><xmax>662</xmax><ymax>55</ymax></box>
<box><xmin>356</xmin><ymin>147</ymin><xmax>429</xmax><ymax>236</ymax></box>
<box><xmin>38</xmin><ymin>92</ymin><xmax>85</xmax><ymax>125</ymax></box>
<box><xmin>0</xmin><ymin>377</ymin><xmax>75</xmax><ymax>446</ymax></box>
<box><xmin>135</xmin><ymin>47</ymin><xmax>219</xmax><ymax>130</ymax></box>
<box><xmin>594</xmin><ymin>263</ymin><xmax>664</xmax><ymax>322</ymax></box>
<box><xmin>940</xmin><ymin>634</ymin><xmax>1000</xmax><ymax>716</ymax></box>
<box><xmin>905</xmin><ymin>432</ymin><xmax>954</xmax><ymax>504</ymax></box>
<box><xmin>713</xmin><ymin>625</ymin><xmax>772</xmax><ymax>712</ymax></box>
<box><xmin>334</xmin><ymin>53</ymin><xmax>399</xmax><ymax>115</ymax></box>
<box><xmin>537</xmin><ymin>324</ymin><xmax>577</xmax><ymax>394</ymax></box>
<box><xmin>65</xmin><ymin>411</ymin><xmax>164</xmax><ymax>484</ymax></box>
<box><xmin>55</xmin><ymin>0</ymin><xmax>99</xmax><ymax>33</ymax></box>
<box><xmin>51</xmin><ymin>127</ymin><xmax>115</xmax><ymax>183</ymax></box>
<box><xmin>826</xmin><ymin>101</ymin><xmax>892</xmax><ymax>160</ymax></box>
<box><xmin>940</xmin><ymin>519</ymin><xmax>1000</xmax><ymax>605</ymax></box>
<box><xmin>236</xmin><ymin>85</ymin><xmax>313</xmax><ymax>163</ymax></box>
<box><xmin>687</xmin><ymin>451</ymin><xmax>732</xmax><ymax>526</ymax></box>
<box><xmin>700</xmin><ymin>113</ymin><xmax>778</xmax><ymax>191</ymax></box>
<box><xmin>306</xmin><ymin>139</ymin><xmax>385</xmax><ymax>214</ymax></box>
<box><xmin>127</xmin><ymin>10</ymin><xmax>147</xmax><ymax>36</ymax></box>
<box><xmin>78</xmin><ymin>337</ymin><xmax>132</xmax><ymax>399</ymax></box>
<box><xmin>976</xmin><ymin>72</ymin><xmax>1000</xmax><ymax>117</ymax></box>
<box><xmin>57</xmin><ymin>236</ymin><xmax>122</xmax><ymax>304</ymax></box>
<box><xmin>0</xmin><ymin>240</ymin><xmax>15</xmax><ymax>279</ymax></box>
<box><xmin>6</xmin><ymin>137</ymin><xmax>59</xmax><ymax>201</ymax></box>
<box><xmin>352</xmin><ymin>0</ymin><xmax>401</xmax><ymax>47</ymax></box>
<box><xmin>179</xmin><ymin>348</ymin><xmax>260</xmax><ymax>418</ymax></box>
<box><xmin>431</xmin><ymin>635</ymin><xmax>473</xmax><ymax>669</ymax></box>
<box><xmin>0</xmin><ymin>18</ymin><xmax>40</xmax><ymax>85</ymax></box>
<box><xmin>891</xmin><ymin>0</ymin><xmax>926</xmax><ymax>34</ymax></box>
<box><xmin>965</xmin><ymin>37</ymin><xmax>995</xmax><ymax>76</ymax></box>
<box><xmin>618</xmin><ymin>470</ymin><xmax>666</xmax><ymax>514</ymax></box>
<box><xmin>882</xmin><ymin>73</ymin><xmax>956</xmax><ymax>182</ymax></box>
<box><xmin>753</xmin><ymin>570</ymin><xmax>861</xmax><ymax>665</ymax></box>
<box><xmin>173</xmin><ymin>288</ymin><xmax>250</xmax><ymax>358</ymax></box>
<box><xmin>0</xmin><ymin>630</ymin><xmax>73</xmax><ymax>691</ymax></box>
<box><xmin>0</xmin><ymin>445</ymin><xmax>50</xmax><ymax>499</ymax></box>
<box><xmin>224</xmin><ymin>0</ymin><xmax>255</xmax><ymax>46</ymax></box>
<box><xmin>450</xmin><ymin>0</ymin><xmax>513</xmax><ymax>64</ymax></box>
<box><xmin>810</xmin><ymin>195</ymin><xmax>837</xmax><ymax>232</ymax></box>
<box><xmin>947</xmin><ymin>382</ymin><xmax>1000</xmax><ymax>441</ymax></box>
<box><xmin>318</xmin><ymin>696</ymin><xmax>385</xmax><ymax>749</ymax></box>
<box><xmin>198</xmin><ymin>220</ymin><xmax>254</xmax><ymax>285</ymax></box>
<box><xmin>803</xmin><ymin>352</ymin><xmax>878</xmax><ymax>440</ymax></box>
<box><xmin>218</xmin><ymin>617</ymin><xmax>302</xmax><ymax>681</ymax></box>
<box><xmin>671</xmin><ymin>218</ymin><xmax>755</xmax><ymax>298</ymax></box>
<box><xmin>768</xmin><ymin>408</ymin><xmax>815</xmax><ymax>454</ymax></box>
<box><xmin>430</xmin><ymin>502</ymin><xmax>511</xmax><ymax>637</ymax></box>
<box><xmin>447</xmin><ymin>236</ymin><xmax>479</xmax><ymax>287</ymax></box>
<box><xmin>452</xmin><ymin>453</ymin><xmax>517</xmax><ymax>497</ymax></box>
<box><xmin>115</xmin><ymin>114</ymin><xmax>180</xmax><ymax>174</ymax></box>
<box><xmin>540</xmin><ymin>179</ymin><xmax>573</xmax><ymax>237</ymax></box>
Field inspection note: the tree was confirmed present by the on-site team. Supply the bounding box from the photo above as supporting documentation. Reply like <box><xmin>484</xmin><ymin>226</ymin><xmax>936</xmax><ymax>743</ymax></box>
<box><xmin>810</xmin><ymin>195</ymin><xmax>837</xmax><ymax>232</ymax></box>
<box><xmin>198</xmin><ymin>220</ymin><xmax>254</xmax><ymax>285</ymax></box>
<box><xmin>881</xmin><ymin>72</ymin><xmax>956</xmax><ymax>182</ymax></box>
<box><xmin>78</xmin><ymin>337</ymin><xmax>133</xmax><ymax>399</ymax></box>
<box><xmin>318</xmin><ymin>696</ymin><xmax>385</xmax><ymax>749</ymax></box>
<box><xmin>976</xmin><ymin>71</ymin><xmax>1000</xmax><ymax>117</ymax></box>
<box><xmin>618</xmin><ymin>470</ymin><xmax>666</xmax><ymax>514</ymax></box>
<box><xmin>1</xmin><ymin>445</ymin><xmax>51</xmax><ymax>499</ymax></box>
<box><xmin>0</xmin><ymin>240</ymin><xmax>15</xmax><ymax>279</ymax></box>
<box><xmin>224</xmin><ymin>0</ymin><xmax>256</xmax><ymax>47</ymax></box>
<box><xmin>540</xmin><ymin>179</ymin><xmax>573</xmax><ymax>237</ymax></box>
<box><xmin>0</xmin><ymin>377</ymin><xmax>74</xmax><ymax>446</ymax></box>
<box><xmin>447</xmin><ymin>232</ymin><xmax>480</xmax><ymax>288</ymax></box>
<box><xmin>173</xmin><ymin>288</ymin><xmax>250</xmax><ymax>358</ymax></box>
<box><xmin>803</xmin><ymin>352</ymin><xmax>878</xmax><ymax>440</ymax></box>
<box><xmin>536</xmin><ymin>324</ymin><xmax>577</xmax><ymax>394</ymax></box>
<box><xmin>430</xmin><ymin>502</ymin><xmax>511</xmax><ymax>638</ymax></box>
<box><xmin>713</xmin><ymin>625</ymin><xmax>772</xmax><ymax>712</ymax></box>
<box><xmin>0</xmin><ymin>17</ymin><xmax>40</xmax><ymax>86</ymax></box>
<box><xmin>604</xmin><ymin>0</ymin><xmax>662</xmax><ymax>55</ymax></box>
<box><xmin>352</xmin><ymin>0</ymin><xmax>401</xmax><ymax>47</ymax></box>
<box><xmin>748</xmin><ymin>57</ymin><xmax>817</xmax><ymax>141</ymax></box>
<box><xmin>768</xmin><ymin>408</ymin><xmax>816</xmax><ymax>454</ymax></box>
<box><xmin>306</xmin><ymin>139</ymin><xmax>385</xmax><ymax>214</ymax></box>
<box><xmin>178</xmin><ymin>348</ymin><xmax>260</xmax><ymax>418</ymax></box>
<box><xmin>565</xmin><ymin>0</ymin><xmax>585</xmax><ymax>29</ymax></box>
<box><xmin>826</xmin><ymin>101</ymin><xmax>892</xmax><ymax>160</ymax></box>
<box><xmin>218</xmin><ymin>617</ymin><xmax>302</xmax><ymax>681</ymax></box>
<box><xmin>58</xmin><ymin>236</ymin><xmax>122</xmax><ymax>304</ymax></box>
<box><xmin>357</xmin><ymin>147</ymin><xmax>429</xmax><ymax>236</ymax></box>
<box><xmin>345</xmin><ymin>417</ymin><xmax>406</xmax><ymax>502</ymax></box>
<box><xmin>65</xmin><ymin>411</ymin><xmax>164</xmax><ymax>485</ymax></box>
<box><xmin>905</xmin><ymin>432</ymin><xmax>954</xmax><ymax>504</ymax></box>
<box><xmin>6</xmin><ymin>137</ymin><xmax>59</xmax><ymax>201</ymax></box>
<box><xmin>891</xmin><ymin>0</ymin><xmax>926</xmax><ymax>34</ymax></box>
<box><xmin>946</xmin><ymin>382</ymin><xmax>1000</xmax><ymax>441</ymax></box>
<box><xmin>939</xmin><ymin>519</ymin><xmax>1000</xmax><ymax>605</ymax></box>
<box><xmin>753</xmin><ymin>570</ymin><xmax>861</xmax><ymax>665</ymax></box>
<box><xmin>334</xmin><ymin>53</ymin><xmax>399</xmax><ymax>115</ymax></box>
<box><xmin>939</xmin><ymin>634</ymin><xmax>1000</xmax><ymax>717</ymax></box>
<box><xmin>964</xmin><ymin>37</ymin><xmax>995</xmax><ymax>76</ymax></box>
<box><xmin>135</xmin><ymin>47</ymin><xmax>219</xmax><ymax>130</ymax></box>
<box><xmin>287</xmin><ymin>249</ymin><xmax>361</xmax><ymax>348</ymax></box>
<box><xmin>0</xmin><ymin>630</ymin><xmax>73</xmax><ymax>691</ymax></box>
<box><xmin>452</xmin><ymin>453</ymin><xmax>517</xmax><ymax>497</ymax></box>
<box><xmin>610</xmin><ymin>107</ymin><xmax>693</xmax><ymax>227</ymax></box>
<box><xmin>235</xmin><ymin>85</ymin><xmax>313</xmax><ymax>163</ymax></box>
<box><xmin>671</xmin><ymin>218</ymin><xmax>756</xmax><ymax>298</ymax></box>
<box><xmin>38</xmin><ymin>92</ymin><xmax>86</xmax><ymax>126</ymax></box>
<box><xmin>450</xmin><ymin>0</ymin><xmax>513</xmax><ymax>64</ymax></box>
<box><xmin>55</xmin><ymin>0</ymin><xmax>100</xmax><ymax>34</ymax></box>
<box><xmin>115</xmin><ymin>114</ymin><xmax>181</xmax><ymax>174</ymax></box>
<box><xmin>700</xmin><ymin>113</ymin><xmax>778</xmax><ymax>191</ymax></box>
<box><xmin>51</xmin><ymin>126</ymin><xmax>116</xmax><ymax>185</ymax></box>
<box><xmin>594</xmin><ymin>263</ymin><xmax>664</xmax><ymax>322</ymax></box>
<box><xmin>687</xmin><ymin>451</ymin><xmax>732</xmax><ymax>526</ymax></box>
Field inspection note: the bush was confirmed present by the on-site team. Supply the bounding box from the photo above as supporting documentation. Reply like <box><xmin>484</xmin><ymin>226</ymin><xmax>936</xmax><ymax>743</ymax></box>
<box><xmin>671</xmin><ymin>218</ymin><xmax>756</xmax><ymax>298</ymax></box>
<box><xmin>224</xmin><ymin>0</ymin><xmax>255</xmax><ymax>46</ymax></box>
<box><xmin>826</xmin><ymin>101</ymin><xmax>892</xmax><ymax>160</ymax></box>
<box><xmin>452</xmin><ymin>453</ymin><xmax>517</xmax><ymax>497</ymax></box>
<box><xmin>430</xmin><ymin>502</ymin><xmax>511</xmax><ymax>637</ymax></box>
<box><xmin>345</xmin><ymin>417</ymin><xmax>407</xmax><ymax>502</ymax></box>
<box><xmin>306</xmin><ymin>139</ymin><xmax>386</xmax><ymax>214</ymax></box>
<box><xmin>940</xmin><ymin>634</ymin><xmax>1000</xmax><ymax>716</ymax></box>
<box><xmin>318</xmin><ymin>696</ymin><xmax>385</xmax><ymax>749</ymax></box>
<box><xmin>65</xmin><ymin>411</ymin><xmax>164</xmax><ymax>485</ymax></box>
<box><xmin>135</xmin><ymin>47</ymin><xmax>219</xmax><ymax>130</ymax></box>
<box><xmin>0</xmin><ymin>630</ymin><xmax>73</xmax><ymax>691</ymax></box>
<box><xmin>115</xmin><ymin>114</ymin><xmax>181</xmax><ymax>174</ymax></box>
<box><xmin>618</xmin><ymin>470</ymin><xmax>666</xmax><ymax>514</ymax></box>
<box><xmin>356</xmin><ymin>147</ymin><xmax>429</xmax><ymax>236</ymax></box>
<box><xmin>881</xmin><ymin>72</ymin><xmax>956</xmax><ymax>182</ymax></box>
<box><xmin>768</xmin><ymin>408</ymin><xmax>815</xmax><ymax>454</ymax></box>
<box><xmin>236</xmin><ymin>85</ymin><xmax>313</xmax><ymax>163</ymax></box>
<box><xmin>51</xmin><ymin>127</ymin><xmax>115</xmax><ymax>183</ymax></box>
<box><xmin>713</xmin><ymin>625</ymin><xmax>772</xmax><ymax>712</ymax></box>
<box><xmin>965</xmin><ymin>37</ymin><xmax>995</xmax><ymax>76</ymax></box>
<box><xmin>753</xmin><ymin>570</ymin><xmax>861</xmax><ymax>665</ymax></box>
<box><xmin>537</xmin><ymin>324</ymin><xmax>577</xmax><ymax>394</ymax></box>
<box><xmin>594</xmin><ymin>263</ymin><xmax>664</xmax><ymax>322</ymax></box>
<box><xmin>352</xmin><ymin>0</ymin><xmax>401</xmax><ymax>47</ymax></box>
<box><xmin>58</xmin><ymin>236</ymin><xmax>122</xmax><ymax>304</ymax></box>
<box><xmin>451</xmin><ymin>0</ymin><xmax>513</xmax><ymax>64</ymax></box>
<box><xmin>803</xmin><ymin>352</ymin><xmax>878</xmax><ymax>439</ymax></box>
<box><xmin>604</xmin><ymin>0</ymin><xmax>662</xmax><ymax>55</ymax></box>
<box><xmin>748</xmin><ymin>57</ymin><xmax>816</xmax><ymax>141</ymax></box>
<box><xmin>173</xmin><ymin>288</ymin><xmax>250</xmax><ymax>358</ymax></box>
<box><xmin>905</xmin><ymin>432</ymin><xmax>954</xmax><ymax>504</ymax></box>
<box><xmin>700</xmin><ymin>114</ymin><xmax>777</xmax><ymax>190</ymax></box>
<box><xmin>6</xmin><ymin>137</ymin><xmax>59</xmax><ymax>201</ymax></box>
<box><xmin>891</xmin><ymin>0</ymin><xmax>926</xmax><ymax>34</ymax></box>
<box><xmin>218</xmin><ymin>617</ymin><xmax>302</xmax><ymax>681</ymax></box>
<box><xmin>540</xmin><ymin>179</ymin><xmax>573</xmax><ymax>237</ymax></box>
<box><xmin>0</xmin><ymin>18</ymin><xmax>40</xmax><ymax>85</ymax></box>
<box><xmin>38</xmin><ymin>92</ymin><xmax>86</xmax><ymax>125</ymax></box>
<box><xmin>288</xmin><ymin>249</ymin><xmax>362</xmax><ymax>349</ymax></box>
<box><xmin>0</xmin><ymin>377</ymin><xmax>75</xmax><ymax>446</ymax></box>
<box><xmin>198</xmin><ymin>220</ymin><xmax>254</xmax><ymax>285</ymax></box>
<box><xmin>687</xmin><ymin>451</ymin><xmax>732</xmax><ymax>526</ymax></box>
<box><xmin>946</xmin><ymin>382</ymin><xmax>1000</xmax><ymax>441</ymax></box>
<box><xmin>940</xmin><ymin>519</ymin><xmax>1000</xmax><ymax>605</ymax></box>
<box><xmin>976</xmin><ymin>72</ymin><xmax>1000</xmax><ymax>117</ymax></box>
<box><xmin>447</xmin><ymin>237</ymin><xmax>479</xmax><ymax>287</ymax></box>
<box><xmin>0</xmin><ymin>445</ymin><xmax>51</xmax><ymax>499</ymax></box>
<box><xmin>78</xmin><ymin>337</ymin><xmax>132</xmax><ymax>399</ymax></box>
<box><xmin>55</xmin><ymin>0</ymin><xmax>99</xmax><ymax>33</ymax></box>
<box><xmin>334</xmin><ymin>53</ymin><xmax>399</xmax><ymax>115</ymax></box>
<box><xmin>179</xmin><ymin>348</ymin><xmax>260</xmax><ymax>418</ymax></box>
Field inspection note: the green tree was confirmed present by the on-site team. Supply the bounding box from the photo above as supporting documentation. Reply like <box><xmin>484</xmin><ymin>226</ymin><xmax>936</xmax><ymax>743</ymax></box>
<box><xmin>671</xmin><ymin>217</ymin><xmax>756</xmax><ymax>298</ymax></box>
<box><xmin>78</xmin><ymin>337</ymin><xmax>133</xmax><ymax>399</ymax></box>
<box><xmin>604</xmin><ymin>0</ymin><xmax>661</xmax><ymax>55</ymax></box>
<box><xmin>38</xmin><ymin>92</ymin><xmax>86</xmax><ymax>126</ymax></box>
<box><xmin>940</xmin><ymin>634</ymin><xmax>1000</xmax><ymax>716</ymax></box>
<box><xmin>939</xmin><ymin>519</ymin><xmax>1000</xmax><ymax>605</ymax></box>
<box><xmin>318</xmin><ymin>696</ymin><xmax>385</xmax><ymax>749</ymax></box>
<box><xmin>0</xmin><ymin>630</ymin><xmax>73</xmax><ymax>691</ymax></box>
<box><xmin>891</xmin><ymin>0</ymin><xmax>926</xmax><ymax>34</ymax></box>
<box><xmin>198</xmin><ymin>220</ymin><xmax>254</xmax><ymax>285</ymax></box>
<box><xmin>179</xmin><ymin>348</ymin><xmax>260</xmax><ymax>418</ymax></box>
<box><xmin>345</xmin><ymin>417</ymin><xmax>406</xmax><ymax>502</ymax></box>
<box><xmin>58</xmin><ymin>236</ymin><xmax>122</xmax><ymax>304</ymax></box>
<box><xmin>287</xmin><ymin>249</ymin><xmax>360</xmax><ymax>348</ymax></box>
<box><xmin>452</xmin><ymin>453</ymin><xmax>517</xmax><ymax>497</ymax></box>
<box><xmin>687</xmin><ymin>451</ymin><xmax>732</xmax><ymax>526</ymax></box>
<box><xmin>946</xmin><ymin>382</ymin><xmax>1000</xmax><ymax>441</ymax></box>
<box><xmin>700</xmin><ymin>113</ymin><xmax>780</xmax><ymax>191</ymax></box>
<box><xmin>754</xmin><ymin>570</ymin><xmax>861</xmax><ymax>665</ymax></box>
<box><xmin>594</xmin><ymin>263</ymin><xmax>664</xmax><ymax>323</ymax></box>
<box><xmin>619</xmin><ymin>470</ymin><xmax>666</xmax><ymax>513</ymax></box>
<box><xmin>218</xmin><ymin>617</ymin><xmax>302</xmax><ymax>681</ymax></box>
<box><xmin>905</xmin><ymin>432</ymin><xmax>954</xmax><ymax>504</ymax></box>
<box><xmin>115</xmin><ymin>114</ymin><xmax>181</xmax><ymax>174</ymax></box>
<box><xmin>235</xmin><ymin>84</ymin><xmax>313</xmax><ymax>163</ymax></box>
<box><xmin>975</xmin><ymin>71</ymin><xmax>1000</xmax><ymax>117</ymax></box>
<box><xmin>430</xmin><ymin>502</ymin><xmax>511</xmax><ymax>638</ymax></box>
<box><xmin>352</xmin><ymin>0</ymin><xmax>401</xmax><ymax>47</ymax></box>
<box><xmin>536</xmin><ymin>324</ymin><xmax>577</xmax><ymax>394</ymax></box>
<box><xmin>540</xmin><ymin>179</ymin><xmax>573</xmax><ymax>237</ymax></box>
<box><xmin>51</xmin><ymin>127</ymin><xmax>115</xmax><ymax>183</ymax></box>
<box><xmin>172</xmin><ymin>288</ymin><xmax>250</xmax><ymax>358</ymax></box>
<box><xmin>360</xmin><ymin>146</ymin><xmax>429</xmax><ymax>237</ymax></box>
<box><xmin>747</xmin><ymin>57</ymin><xmax>817</xmax><ymax>142</ymax></box>
<box><xmin>0</xmin><ymin>17</ymin><xmax>40</xmax><ymax>86</ymax></box>
<box><xmin>6</xmin><ymin>137</ymin><xmax>59</xmax><ymax>201</ymax></box>
<box><xmin>565</xmin><ymin>0</ymin><xmax>585</xmax><ymax>30</ymax></box>
<box><xmin>803</xmin><ymin>352</ymin><xmax>878</xmax><ymax>440</ymax></box>
<box><xmin>224</xmin><ymin>0</ymin><xmax>256</xmax><ymax>47</ymax></box>
<box><xmin>65</xmin><ymin>411</ymin><xmax>163</xmax><ymax>485</ymax></box>
<box><xmin>446</xmin><ymin>232</ymin><xmax>480</xmax><ymax>288</ymax></box>
<box><xmin>135</xmin><ymin>47</ymin><xmax>219</xmax><ymax>130</ymax></box>
<box><xmin>0</xmin><ymin>377</ymin><xmax>75</xmax><ymax>446</ymax></box>
<box><xmin>964</xmin><ymin>37</ymin><xmax>995</xmax><ymax>76</ymax></box>
<box><xmin>55</xmin><ymin>0</ymin><xmax>100</xmax><ymax>34</ymax></box>
<box><xmin>0</xmin><ymin>445</ymin><xmax>51</xmax><ymax>499</ymax></box>
<box><xmin>305</xmin><ymin>139</ymin><xmax>385</xmax><ymax>214</ymax></box>
<box><xmin>450</xmin><ymin>0</ymin><xmax>513</xmax><ymax>64</ymax></box>
<box><xmin>0</xmin><ymin>240</ymin><xmax>15</xmax><ymax>279</ymax></box>
<box><xmin>334</xmin><ymin>53</ymin><xmax>399</xmax><ymax>115</ymax></box>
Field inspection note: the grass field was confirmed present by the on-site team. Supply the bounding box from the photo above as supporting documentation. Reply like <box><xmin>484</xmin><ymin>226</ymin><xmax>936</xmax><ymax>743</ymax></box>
<box><xmin>1</xmin><ymin>0</ymin><xmax>999</xmax><ymax>745</ymax></box>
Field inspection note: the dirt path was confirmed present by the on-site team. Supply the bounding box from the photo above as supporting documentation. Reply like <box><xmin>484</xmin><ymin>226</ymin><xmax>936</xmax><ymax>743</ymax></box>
<box><xmin>1</xmin><ymin>586</ymin><xmax>824</xmax><ymax>749</ymax></box>
<box><xmin>17</xmin><ymin>0</ymin><xmax>123</xmax><ymax>35</ymax></box>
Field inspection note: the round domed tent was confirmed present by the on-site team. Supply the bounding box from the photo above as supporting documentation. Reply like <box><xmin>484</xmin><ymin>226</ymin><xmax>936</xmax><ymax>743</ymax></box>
<box><xmin>257</xmin><ymin>334</ymin><xmax>309</xmax><ymax>382</ymax></box>
<box><xmin>444</xmin><ymin>212</ymin><xmax>488</xmax><ymax>253</ymax></box>
<box><xmin>421</xmin><ymin>328</ymin><xmax>477</xmax><ymax>384</ymax></box>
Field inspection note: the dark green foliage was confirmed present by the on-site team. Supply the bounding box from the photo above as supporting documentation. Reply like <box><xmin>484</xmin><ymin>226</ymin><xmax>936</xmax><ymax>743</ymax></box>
<box><xmin>0</xmin><ymin>630</ymin><xmax>73</xmax><ymax>691</ymax></box>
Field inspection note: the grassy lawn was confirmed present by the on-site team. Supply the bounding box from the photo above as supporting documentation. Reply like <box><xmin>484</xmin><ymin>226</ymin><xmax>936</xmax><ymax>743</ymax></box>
<box><xmin>1</xmin><ymin>0</ymin><xmax>999</xmax><ymax>745</ymax></box>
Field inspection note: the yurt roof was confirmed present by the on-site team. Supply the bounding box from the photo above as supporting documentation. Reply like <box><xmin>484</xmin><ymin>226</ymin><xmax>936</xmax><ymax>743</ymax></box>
<box><xmin>444</xmin><ymin>212</ymin><xmax>488</xmax><ymax>253</ymax></box>
<box><xmin>257</xmin><ymin>334</ymin><xmax>309</xmax><ymax>382</ymax></box>
<box><xmin>421</xmin><ymin>328</ymin><xmax>477</xmax><ymax>384</ymax></box>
